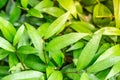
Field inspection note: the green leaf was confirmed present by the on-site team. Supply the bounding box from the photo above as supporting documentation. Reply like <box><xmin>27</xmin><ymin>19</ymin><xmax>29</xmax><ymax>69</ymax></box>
<box><xmin>80</xmin><ymin>72</ymin><xmax>89</xmax><ymax>80</ymax></box>
<box><xmin>0</xmin><ymin>66</ymin><xmax>9</xmax><ymax>76</ymax></box>
<box><xmin>57</xmin><ymin>0</ymin><xmax>77</xmax><ymax>18</ymax></box>
<box><xmin>2</xmin><ymin>70</ymin><xmax>44</xmax><ymax>80</ymax></box>
<box><xmin>93</xmin><ymin>43</ymin><xmax>110</xmax><ymax>62</ymax></box>
<box><xmin>0</xmin><ymin>0</ymin><xmax>7</xmax><ymax>9</ymax></box>
<box><xmin>17</xmin><ymin>45</ymin><xmax>38</xmax><ymax>54</ymax></box>
<box><xmin>9</xmin><ymin>2</ymin><xmax>21</xmax><ymax>23</ymax></box>
<box><xmin>37</xmin><ymin>23</ymin><xmax>50</xmax><ymax>37</ymax></box>
<box><xmin>24</xmin><ymin>55</ymin><xmax>46</xmax><ymax>72</ymax></box>
<box><xmin>95</xmin><ymin>44</ymin><xmax>120</xmax><ymax>62</ymax></box>
<box><xmin>28</xmin><ymin>8</ymin><xmax>43</xmax><ymax>18</ymax></box>
<box><xmin>66</xmin><ymin>41</ymin><xmax>85</xmax><ymax>52</ymax></box>
<box><xmin>0</xmin><ymin>17</ymin><xmax>16</xmax><ymax>42</ymax></box>
<box><xmin>9</xmin><ymin>53</ymin><xmax>19</xmax><ymax>68</ymax></box>
<box><xmin>0</xmin><ymin>49</ymin><xmax>9</xmax><ymax>60</ymax></box>
<box><xmin>113</xmin><ymin>0</ymin><xmax>120</xmax><ymax>28</ymax></box>
<box><xmin>21</xmin><ymin>0</ymin><xmax>28</xmax><ymax>8</ymax></box>
<box><xmin>42</xmin><ymin>7</ymin><xmax>65</xmax><ymax>17</ymax></box>
<box><xmin>17</xmin><ymin>31</ymin><xmax>29</xmax><ymax>48</ymax></box>
<box><xmin>87</xmin><ymin>56</ymin><xmax>120</xmax><ymax>73</ymax></box>
<box><xmin>46</xmin><ymin>33</ymin><xmax>89</xmax><ymax>51</ymax></box>
<box><xmin>49</xmin><ymin>50</ymin><xmax>64</xmax><ymax>66</ymax></box>
<box><xmin>70</xmin><ymin>21</ymin><xmax>95</xmax><ymax>33</ymax></box>
<box><xmin>25</xmin><ymin>23</ymin><xmax>44</xmax><ymax>61</ymax></box>
<box><xmin>48</xmin><ymin>71</ymin><xmax>63</xmax><ymax>80</ymax></box>
<box><xmin>93</xmin><ymin>3</ymin><xmax>112</xmax><ymax>26</ymax></box>
<box><xmin>77</xmin><ymin>31</ymin><xmax>102</xmax><ymax>70</ymax></box>
<box><xmin>44</xmin><ymin>11</ymin><xmax>70</xmax><ymax>39</ymax></box>
<box><xmin>101</xmin><ymin>27</ymin><xmax>120</xmax><ymax>36</ymax></box>
<box><xmin>106</xmin><ymin>61</ymin><xmax>120</xmax><ymax>79</ymax></box>
<box><xmin>34</xmin><ymin>0</ymin><xmax>53</xmax><ymax>11</ymax></box>
<box><xmin>13</xmin><ymin>25</ymin><xmax>25</xmax><ymax>46</ymax></box>
<box><xmin>0</xmin><ymin>37</ymin><xmax>15</xmax><ymax>52</ymax></box>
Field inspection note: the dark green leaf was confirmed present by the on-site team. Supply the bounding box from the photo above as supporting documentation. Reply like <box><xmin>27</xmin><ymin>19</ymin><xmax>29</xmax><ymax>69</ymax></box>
<box><xmin>9</xmin><ymin>2</ymin><xmax>21</xmax><ymax>23</ymax></box>
<box><xmin>46</xmin><ymin>33</ymin><xmax>89</xmax><ymax>51</ymax></box>
<box><xmin>17</xmin><ymin>45</ymin><xmax>38</xmax><ymax>54</ymax></box>
<box><xmin>9</xmin><ymin>53</ymin><xmax>19</xmax><ymax>68</ymax></box>
<box><xmin>0</xmin><ymin>0</ymin><xmax>7</xmax><ymax>9</ymax></box>
<box><xmin>93</xmin><ymin>3</ymin><xmax>112</xmax><ymax>26</ymax></box>
<box><xmin>49</xmin><ymin>50</ymin><xmax>64</xmax><ymax>66</ymax></box>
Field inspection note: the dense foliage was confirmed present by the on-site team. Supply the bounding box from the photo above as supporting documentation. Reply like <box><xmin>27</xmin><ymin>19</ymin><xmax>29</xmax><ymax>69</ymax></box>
<box><xmin>0</xmin><ymin>0</ymin><xmax>120</xmax><ymax>80</ymax></box>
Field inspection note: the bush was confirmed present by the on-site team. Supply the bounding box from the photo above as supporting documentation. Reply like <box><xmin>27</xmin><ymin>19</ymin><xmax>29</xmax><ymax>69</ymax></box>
<box><xmin>0</xmin><ymin>0</ymin><xmax>120</xmax><ymax>80</ymax></box>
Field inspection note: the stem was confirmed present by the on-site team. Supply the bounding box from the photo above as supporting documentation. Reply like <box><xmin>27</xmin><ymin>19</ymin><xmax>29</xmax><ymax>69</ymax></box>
<box><xmin>96</xmin><ymin>16</ymin><xmax>114</xmax><ymax>18</ymax></box>
<box><xmin>15</xmin><ymin>51</ymin><xmax>26</xmax><ymax>70</ymax></box>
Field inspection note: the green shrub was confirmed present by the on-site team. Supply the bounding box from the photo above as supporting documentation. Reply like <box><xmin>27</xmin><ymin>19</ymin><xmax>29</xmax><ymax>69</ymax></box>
<box><xmin>0</xmin><ymin>0</ymin><xmax>120</xmax><ymax>80</ymax></box>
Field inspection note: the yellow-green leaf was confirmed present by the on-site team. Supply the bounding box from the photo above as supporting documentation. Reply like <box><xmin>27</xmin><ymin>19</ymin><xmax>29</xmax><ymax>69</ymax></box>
<box><xmin>77</xmin><ymin>31</ymin><xmax>102</xmax><ymax>70</ymax></box>
<box><xmin>46</xmin><ymin>33</ymin><xmax>89</xmax><ymax>51</ymax></box>
<box><xmin>44</xmin><ymin>12</ymin><xmax>70</xmax><ymax>39</ymax></box>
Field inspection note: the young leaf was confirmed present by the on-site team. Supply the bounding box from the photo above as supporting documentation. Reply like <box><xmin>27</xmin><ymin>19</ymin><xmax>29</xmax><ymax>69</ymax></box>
<box><xmin>0</xmin><ymin>17</ymin><xmax>16</xmax><ymax>42</ymax></box>
<box><xmin>57</xmin><ymin>0</ymin><xmax>77</xmax><ymax>18</ymax></box>
<box><xmin>28</xmin><ymin>8</ymin><xmax>43</xmax><ymax>18</ymax></box>
<box><xmin>17</xmin><ymin>46</ymin><xmax>38</xmax><ymax>54</ymax></box>
<box><xmin>13</xmin><ymin>25</ymin><xmax>25</xmax><ymax>46</ymax></box>
<box><xmin>66</xmin><ymin>41</ymin><xmax>85</xmax><ymax>52</ymax></box>
<box><xmin>42</xmin><ymin>7</ymin><xmax>65</xmax><ymax>17</ymax></box>
<box><xmin>2</xmin><ymin>70</ymin><xmax>44</xmax><ymax>80</ymax></box>
<box><xmin>70</xmin><ymin>21</ymin><xmax>95</xmax><ymax>33</ymax></box>
<box><xmin>21</xmin><ymin>0</ymin><xmax>28</xmax><ymax>8</ymax></box>
<box><xmin>48</xmin><ymin>71</ymin><xmax>63</xmax><ymax>80</ymax></box>
<box><xmin>95</xmin><ymin>44</ymin><xmax>120</xmax><ymax>62</ymax></box>
<box><xmin>0</xmin><ymin>37</ymin><xmax>15</xmax><ymax>52</ymax></box>
<box><xmin>25</xmin><ymin>23</ymin><xmax>44</xmax><ymax>61</ymax></box>
<box><xmin>37</xmin><ymin>23</ymin><xmax>50</xmax><ymax>37</ymax></box>
<box><xmin>87</xmin><ymin>56</ymin><xmax>120</xmax><ymax>73</ymax></box>
<box><xmin>77</xmin><ymin>31</ymin><xmax>102</xmax><ymax>70</ymax></box>
<box><xmin>0</xmin><ymin>49</ymin><xmax>9</xmax><ymax>60</ymax></box>
<box><xmin>80</xmin><ymin>72</ymin><xmax>89</xmax><ymax>80</ymax></box>
<box><xmin>34</xmin><ymin>0</ymin><xmax>53</xmax><ymax>11</ymax></box>
<box><xmin>106</xmin><ymin>61</ymin><xmax>120</xmax><ymax>80</ymax></box>
<box><xmin>46</xmin><ymin>33</ymin><xmax>89</xmax><ymax>51</ymax></box>
<box><xmin>44</xmin><ymin>11</ymin><xmax>70</xmax><ymax>39</ymax></box>
<box><xmin>101</xmin><ymin>27</ymin><xmax>120</xmax><ymax>36</ymax></box>
<box><xmin>113</xmin><ymin>0</ymin><xmax>120</xmax><ymax>28</ymax></box>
